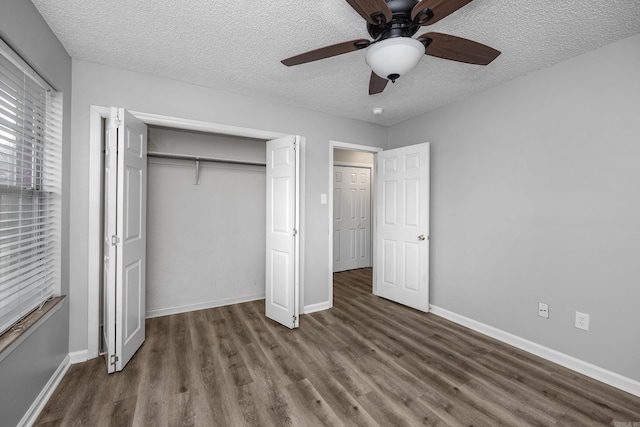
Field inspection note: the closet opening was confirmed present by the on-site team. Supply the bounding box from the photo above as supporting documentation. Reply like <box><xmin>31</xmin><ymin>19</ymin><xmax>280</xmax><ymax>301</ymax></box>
<box><xmin>88</xmin><ymin>106</ymin><xmax>301</xmax><ymax>360</ymax></box>
<box><xmin>144</xmin><ymin>126</ymin><xmax>269</xmax><ymax>319</ymax></box>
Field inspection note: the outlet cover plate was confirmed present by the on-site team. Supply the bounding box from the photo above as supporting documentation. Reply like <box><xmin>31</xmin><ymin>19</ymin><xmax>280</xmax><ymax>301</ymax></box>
<box><xmin>575</xmin><ymin>311</ymin><xmax>590</xmax><ymax>331</ymax></box>
<box><xmin>538</xmin><ymin>302</ymin><xmax>549</xmax><ymax>319</ymax></box>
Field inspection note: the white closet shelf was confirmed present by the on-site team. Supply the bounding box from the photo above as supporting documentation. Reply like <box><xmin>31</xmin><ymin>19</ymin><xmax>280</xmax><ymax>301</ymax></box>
<box><xmin>147</xmin><ymin>151</ymin><xmax>266</xmax><ymax>167</ymax></box>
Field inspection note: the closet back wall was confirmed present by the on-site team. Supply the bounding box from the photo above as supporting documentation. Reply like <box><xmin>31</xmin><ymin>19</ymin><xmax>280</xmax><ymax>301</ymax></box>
<box><xmin>146</xmin><ymin>126</ymin><xmax>267</xmax><ymax>318</ymax></box>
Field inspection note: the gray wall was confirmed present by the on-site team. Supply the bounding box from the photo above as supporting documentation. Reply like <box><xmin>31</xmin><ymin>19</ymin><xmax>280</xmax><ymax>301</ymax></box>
<box><xmin>388</xmin><ymin>34</ymin><xmax>640</xmax><ymax>381</ymax></box>
<box><xmin>69</xmin><ymin>59</ymin><xmax>388</xmax><ymax>352</ymax></box>
<box><xmin>334</xmin><ymin>148</ymin><xmax>374</xmax><ymax>166</ymax></box>
<box><xmin>146</xmin><ymin>127</ymin><xmax>267</xmax><ymax>316</ymax></box>
<box><xmin>0</xmin><ymin>0</ymin><xmax>72</xmax><ymax>425</ymax></box>
<box><xmin>149</xmin><ymin>126</ymin><xmax>266</xmax><ymax>163</ymax></box>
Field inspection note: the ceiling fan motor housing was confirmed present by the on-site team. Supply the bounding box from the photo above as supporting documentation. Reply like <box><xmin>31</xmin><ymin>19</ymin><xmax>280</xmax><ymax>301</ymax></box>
<box><xmin>367</xmin><ymin>0</ymin><xmax>425</xmax><ymax>40</ymax></box>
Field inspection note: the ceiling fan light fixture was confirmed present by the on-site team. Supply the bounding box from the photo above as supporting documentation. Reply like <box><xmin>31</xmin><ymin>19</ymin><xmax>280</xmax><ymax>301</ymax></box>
<box><xmin>365</xmin><ymin>37</ymin><xmax>425</xmax><ymax>82</ymax></box>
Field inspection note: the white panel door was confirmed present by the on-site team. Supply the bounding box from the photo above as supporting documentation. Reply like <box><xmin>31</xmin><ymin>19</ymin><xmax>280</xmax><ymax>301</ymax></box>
<box><xmin>110</xmin><ymin>107</ymin><xmax>148</xmax><ymax>371</ymax></box>
<box><xmin>375</xmin><ymin>143</ymin><xmax>430</xmax><ymax>312</ymax></box>
<box><xmin>265</xmin><ymin>135</ymin><xmax>299</xmax><ymax>329</ymax></box>
<box><xmin>103</xmin><ymin>115</ymin><xmax>117</xmax><ymax>374</ymax></box>
<box><xmin>333</xmin><ymin>166</ymin><xmax>371</xmax><ymax>272</ymax></box>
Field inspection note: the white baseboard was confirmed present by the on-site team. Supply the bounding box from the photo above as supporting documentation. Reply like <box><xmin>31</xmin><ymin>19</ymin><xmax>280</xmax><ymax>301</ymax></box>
<box><xmin>429</xmin><ymin>305</ymin><xmax>640</xmax><ymax>397</ymax></box>
<box><xmin>18</xmin><ymin>353</ymin><xmax>71</xmax><ymax>427</ymax></box>
<box><xmin>303</xmin><ymin>301</ymin><xmax>332</xmax><ymax>315</ymax></box>
<box><xmin>145</xmin><ymin>294</ymin><xmax>266</xmax><ymax>319</ymax></box>
<box><xmin>69</xmin><ymin>349</ymin><xmax>89</xmax><ymax>364</ymax></box>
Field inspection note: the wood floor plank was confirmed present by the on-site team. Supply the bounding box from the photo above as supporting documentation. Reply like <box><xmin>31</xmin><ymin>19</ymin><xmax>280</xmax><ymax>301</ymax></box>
<box><xmin>401</xmin><ymin>394</ymin><xmax>459</xmax><ymax>426</ymax></box>
<box><xmin>477</xmin><ymin>346</ymin><xmax>634</xmax><ymax>425</ymax></box>
<box><xmin>166</xmin><ymin>312</ymin><xmax>197</xmax><ymax>394</ymax></box>
<box><xmin>302</xmin><ymin>370</ymin><xmax>381</xmax><ymax>427</ymax></box>
<box><xmin>59</xmin><ymin>358</ymin><xmax>119</xmax><ymax>425</ymax></box>
<box><xmin>284</xmin><ymin>378</ymin><xmax>346</xmax><ymax>427</ymax></box>
<box><xmin>108</xmin><ymin>396</ymin><xmax>138</xmax><ymax>427</ymax></box>
<box><xmin>129</xmin><ymin>317</ymin><xmax>174</xmax><ymax>426</ymax></box>
<box><xmin>356</xmin><ymin>390</ymin><xmax>423</xmax><ymax>427</ymax></box>
<box><xmin>240</xmin><ymin>302</ymin><xmax>307</xmax><ymax>385</ymax></box>
<box><xmin>196</xmin><ymin>311</ymin><xmax>247</xmax><ymax>426</ymax></box>
<box><xmin>35</xmin><ymin>268</ymin><xmax>640</xmax><ymax>426</ymax></box>
<box><xmin>33</xmin><ymin>362</ymin><xmax>87</xmax><ymax>424</ymax></box>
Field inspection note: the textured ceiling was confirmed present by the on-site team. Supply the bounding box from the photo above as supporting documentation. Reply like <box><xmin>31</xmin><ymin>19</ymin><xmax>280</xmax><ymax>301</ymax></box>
<box><xmin>31</xmin><ymin>0</ymin><xmax>640</xmax><ymax>126</ymax></box>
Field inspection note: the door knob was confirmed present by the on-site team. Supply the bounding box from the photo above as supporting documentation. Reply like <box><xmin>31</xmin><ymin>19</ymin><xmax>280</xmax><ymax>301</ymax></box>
<box><xmin>418</xmin><ymin>234</ymin><xmax>426</xmax><ymax>241</ymax></box>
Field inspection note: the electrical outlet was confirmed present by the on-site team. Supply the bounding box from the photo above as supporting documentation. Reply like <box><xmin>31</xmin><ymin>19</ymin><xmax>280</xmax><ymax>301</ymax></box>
<box><xmin>538</xmin><ymin>302</ymin><xmax>549</xmax><ymax>319</ymax></box>
<box><xmin>575</xmin><ymin>311</ymin><xmax>590</xmax><ymax>331</ymax></box>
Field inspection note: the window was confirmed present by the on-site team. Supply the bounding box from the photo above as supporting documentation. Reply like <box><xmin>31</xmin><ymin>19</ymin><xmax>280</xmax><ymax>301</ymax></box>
<box><xmin>0</xmin><ymin>39</ymin><xmax>62</xmax><ymax>336</ymax></box>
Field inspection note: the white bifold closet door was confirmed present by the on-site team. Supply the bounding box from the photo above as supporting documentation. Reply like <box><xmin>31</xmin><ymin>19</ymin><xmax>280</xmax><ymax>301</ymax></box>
<box><xmin>265</xmin><ymin>135</ymin><xmax>300</xmax><ymax>329</ymax></box>
<box><xmin>103</xmin><ymin>107</ymin><xmax>147</xmax><ymax>373</ymax></box>
<box><xmin>374</xmin><ymin>143</ymin><xmax>430</xmax><ymax>313</ymax></box>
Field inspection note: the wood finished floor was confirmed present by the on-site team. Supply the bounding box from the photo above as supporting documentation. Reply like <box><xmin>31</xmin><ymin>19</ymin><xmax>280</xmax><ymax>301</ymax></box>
<box><xmin>36</xmin><ymin>268</ymin><xmax>640</xmax><ymax>426</ymax></box>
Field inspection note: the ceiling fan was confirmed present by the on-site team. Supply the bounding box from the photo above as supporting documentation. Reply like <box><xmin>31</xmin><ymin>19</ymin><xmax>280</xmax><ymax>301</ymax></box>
<box><xmin>281</xmin><ymin>0</ymin><xmax>501</xmax><ymax>95</ymax></box>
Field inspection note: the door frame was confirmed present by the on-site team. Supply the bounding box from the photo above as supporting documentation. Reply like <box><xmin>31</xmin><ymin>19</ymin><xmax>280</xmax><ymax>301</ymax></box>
<box><xmin>87</xmin><ymin>106</ymin><xmax>301</xmax><ymax>359</ymax></box>
<box><xmin>328</xmin><ymin>140</ymin><xmax>383</xmax><ymax>308</ymax></box>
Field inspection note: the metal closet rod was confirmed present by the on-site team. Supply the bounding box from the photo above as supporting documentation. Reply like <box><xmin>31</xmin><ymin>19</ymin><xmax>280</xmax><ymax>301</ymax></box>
<box><xmin>147</xmin><ymin>151</ymin><xmax>266</xmax><ymax>167</ymax></box>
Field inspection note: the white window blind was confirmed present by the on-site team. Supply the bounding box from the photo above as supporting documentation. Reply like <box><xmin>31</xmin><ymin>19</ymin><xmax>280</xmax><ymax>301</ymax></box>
<box><xmin>0</xmin><ymin>39</ymin><xmax>62</xmax><ymax>335</ymax></box>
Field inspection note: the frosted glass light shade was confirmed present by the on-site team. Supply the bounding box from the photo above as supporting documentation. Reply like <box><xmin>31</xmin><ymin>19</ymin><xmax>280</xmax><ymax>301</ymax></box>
<box><xmin>365</xmin><ymin>37</ymin><xmax>425</xmax><ymax>81</ymax></box>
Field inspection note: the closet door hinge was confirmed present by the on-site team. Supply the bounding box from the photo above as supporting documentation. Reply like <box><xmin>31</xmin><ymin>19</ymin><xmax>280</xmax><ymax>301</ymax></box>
<box><xmin>293</xmin><ymin>228</ymin><xmax>298</xmax><ymax>236</ymax></box>
<box><xmin>110</xmin><ymin>354</ymin><xmax>119</xmax><ymax>365</ymax></box>
<box><xmin>292</xmin><ymin>315</ymin><xmax>297</xmax><ymax>326</ymax></box>
<box><xmin>111</xmin><ymin>235</ymin><xmax>120</xmax><ymax>246</ymax></box>
<box><xmin>113</xmin><ymin>117</ymin><xmax>121</xmax><ymax>128</ymax></box>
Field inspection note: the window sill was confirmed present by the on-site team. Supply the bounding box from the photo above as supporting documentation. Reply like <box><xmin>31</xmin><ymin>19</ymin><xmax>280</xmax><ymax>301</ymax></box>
<box><xmin>0</xmin><ymin>296</ymin><xmax>66</xmax><ymax>363</ymax></box>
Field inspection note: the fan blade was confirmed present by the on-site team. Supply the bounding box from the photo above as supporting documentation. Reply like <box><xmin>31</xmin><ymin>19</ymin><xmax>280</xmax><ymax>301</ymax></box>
<box><xmin>419</xmin><ymin>32</ymin><xmax>500</xmax><ymax>65</ymax></box>
<box><xmin>369</xmin><ymin>72</ymin><xmax>388</xmax><ymax>95</ymax></box>
<box><xmin>281</xmin><ymin>39</ymin><xmax>370</xmax><ymax>66</ymax></box>
<box><xmin>411</xmin><ymin>0</ymin><xmax>473</xmax><ymax>25</ymax></box>
<box><xmin>346</xmin><ymin>0</ymin><xmax>393</xmax><ymax>25</ymax></box>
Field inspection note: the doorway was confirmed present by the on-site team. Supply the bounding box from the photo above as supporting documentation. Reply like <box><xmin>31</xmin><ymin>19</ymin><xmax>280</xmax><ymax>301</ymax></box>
<box><xmin>329</xmin><ymin>141</ymin><xmax>382</xmax><ymax>304</ymax></box>
<box><xmin>329</xmin><ymin>140</ymin><xmax>431</xmax><ymax>313</ymax></box>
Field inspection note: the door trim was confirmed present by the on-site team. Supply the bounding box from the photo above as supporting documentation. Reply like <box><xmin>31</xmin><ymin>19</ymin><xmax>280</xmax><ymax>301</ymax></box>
<box><xmin>88</xmin><ymin>105</ymin><xmax>110</xmax><ymax>360</ymax></box>
<box><xmin>88</xmin><ymin>107</ymin><xmax>292</xmax><ymax>359</ymax></box>
<box><xmin>328</xmin><ymin>141</ymin><xmax>383</xmax><ymax>308</ymax></box>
